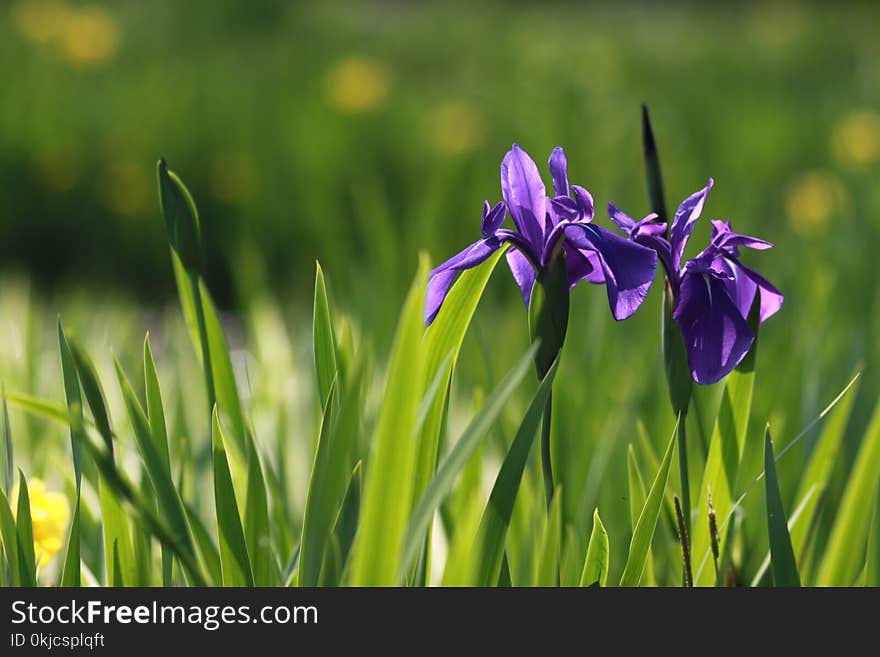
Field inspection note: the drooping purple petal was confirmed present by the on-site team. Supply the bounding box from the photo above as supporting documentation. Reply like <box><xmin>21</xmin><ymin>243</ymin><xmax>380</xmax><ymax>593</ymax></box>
<box><xmin>731</xmin><ymin>259</ymin><xmax>784</xmax><ymax>323</ymax></box>
<box><xmin>608</xmin><ymin>202</ymin><xmax>637</xmax><ymax>234</ymax></box>
<box><xmin>501</xmin><ymin>144</ymin><xmax>547</xmax><ymax>254</ymax></box>
<box><xmin>673</xmin><ymin>271</ymin><xmax>755</xmax><ymax>385</ymax></box>
<box><xmin>564</xmin><ymin>242</ymin><xmax>603</xmax><ymax>287</ymax></box>
<box><xmin>506</xmin><ymin>247</ymin><xmax>537</xmax><ymax>308</ymax></box>
<box><xmin>563</xmin><ymin>224</ymin><xmax>658</xmax><ymax>320</ymax></box>
<box><xmin>481</xmin><ymin>200</ymin><xmax>506</xmax><ymax>236</ymax></box>
<box><xmin>670</xmin><ymin>179</ymin><xmax>714</xmax><ymax>271</ymax></box>
<box><xmin>425</xmin><ymin>237</ymin><xmax>503</xmax><ymax>325</ymax></box>
<box><xmin>549</xmin><ymin>147</ymin><xmax>569</xmax><ymax>197</ymax></box>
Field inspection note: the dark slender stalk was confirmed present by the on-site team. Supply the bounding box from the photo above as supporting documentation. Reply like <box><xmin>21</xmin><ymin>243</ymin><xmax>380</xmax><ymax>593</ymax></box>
<box><xmin>677</xmin><ymin>415</ymin><xmax>690</xmax><ymax>534</ymax></box>
<box><xmin>541</xmin><ymin>391</ymin><xmax>554</xmax><ymax>510</ymax></box>
<box><xmin>189</xmin><ymin>271</ymin><xmax>216</xmax><ymax>419</ymax></box>
<box><xmin>708</xmin><ymin>490</ymin><xmax>721</xmax><ymax>586</ymax></box>
<box><xmin>674</xmin><ymin>495</ymin><xmax>693</xmax><ymax>588</ymax></box>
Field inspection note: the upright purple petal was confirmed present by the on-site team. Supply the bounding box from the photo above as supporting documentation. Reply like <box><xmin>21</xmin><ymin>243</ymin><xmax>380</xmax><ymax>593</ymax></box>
<box><xmin>426</xmin><ymin>237</ymin><xmax>502</xmax><ymax>325</ymax></box>
<box><xmin>673</xmin><ymin>271</ymin><xmax>754</xmax><ymax>384</ymax></box>
<box><xmin>506</xmin><ymin>247</ymin><xmax>537</xmax><ymax>308</ymax></box>
<box><xmin>549</xmin><ymin>147</ymin><xmax>569</xmax><ymax>197</ymax></box>
<box><xmin>572</xmin><ymin>186</ymin><xmax>594</xmax><ymax>222</ymax></box>
<box><xmin>710</xmin><ymin>220</ymin><xmax>774</xmax><ymax>252</ymax></box>
<box><xmin>481</xmin><ymin>200</ymin><xmax>506</xmax><ymax>236</ymax></box>
<box><xmin>670</xmin><ymin>179</ymin><xmax>714</xmax><ymax>271</ymax></box>
<box><xmin>564</xmin><ymin>224</ymin><xmax>658</xmax><ymax>320</ymax></box>
<box><xmin>501</xmin><ymin>145</ymin><xmax>547</xmax><ymax>254</ymax></box>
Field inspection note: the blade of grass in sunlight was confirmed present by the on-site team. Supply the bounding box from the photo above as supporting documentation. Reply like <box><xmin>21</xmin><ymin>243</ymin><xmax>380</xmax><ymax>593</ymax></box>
<box><xmin>581</xmin><ymin>509</ymin><xmax>609</xmax><ymax>587</ymax></box>
<box><xmin>471</xmin><ymin>357</ymin><xmax>560</xmax><ymax>586</ymax></box>
<box><xmin>60</xmin><ymin>492</ymin><xmax>81</xmax><ymax>587</ymax></box>
<box><xmin>399</xmin><ymin>342</ymin><xmax>539</xmax><ymax>581</ymax></box>
<box><xmin>313</xmin><ymin>262</ymin><xmax>338</xmax><ymax>411</ymax></box>
<box><xmin>815</xmin><ymin>397</ymin><xmax>880</xmax><ymax>586</ymax></box>
<box><xmin>533</xmin><ymin>488</ymin><xmax>563</xmax><ymax>586</ymax></box>
<box><xmin>15</xmin><ymin>470</ymin><xmax>37</xmax><ymax>586</ymax></box>
<box><xmin>321</xmin><ymin>461</ymin><xmax>362</xmax><ymax>586</ymax></box>
<box><xmin>58</xmin><ymin>321</ymin><xmax>84</xmax><ymax>487</ymax></box>
<box><xmin>0</xmin><ymin>487</ymin><xmax>21</xmax><ymax>586</ymax></box>
<box><xmin>866</xmin><ymin>477</ymin><xmax>880</xmax><ymax>587</ymax></box>
<box><xmin>627</xmin><ymin>446</ymin><xmax>656</xmax><ymax>586</ymax></box>
<box><xmin>749</xmin><ymin>485</ymin><xmax>815</xmax><ymax>587</ymax></box>
<box><xmin>1</xmin><ymin>388</ymin><xmax>11</xmax><ymax>496</ymax></box>
<box><xmin>211</xmin><ymin>407</ymin><xmax>254</xmax><ymax>586</ymax></box>
<box><xmin>349</xmin><ymin>257</ymin><xmax>428</xmax><ymax>586</ymax></box>
<box><xmin>763</xmin><ymin>429</ymin><xmax>800</xmax><ymax>587</ymax></box>
<box><xmin>619</xmin><ymin>423</ymin><xmax>676</xmax><ymax>587</ymax></box>
<box><xmin>244</xmin><ymin>429</ymin><xmax>274</xmax><ymax>586</ymax></box>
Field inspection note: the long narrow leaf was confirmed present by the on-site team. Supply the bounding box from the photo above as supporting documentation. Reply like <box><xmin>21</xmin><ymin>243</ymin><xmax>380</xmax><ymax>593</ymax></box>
<box><xmin>764</xmin><ymin>429</ymin><xmax>800</xmax><ymax>587</ymax></box>
<box><xmin>15</xmin><ymin>470</ymin><xmax>37</xmax><ymax>586</ymax></box>
<box><xmin>619</xmin><ymin>423</ymin><xmax>676</xmax><ymax>587</ymax></box>
<box><xmin>312</xmin><ymin>262</ymin><xmax>338</xmax><ymax>410</ymax></box>
<box><xmin>580</xmin><ymin>509</ymin><xmax>609</xmax><ymax>587</ymax></box>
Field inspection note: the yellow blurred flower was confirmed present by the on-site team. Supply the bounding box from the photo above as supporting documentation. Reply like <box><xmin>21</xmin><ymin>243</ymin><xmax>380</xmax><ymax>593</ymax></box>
<box><xmin>12</xmin><ymin>478</ymin><xmax>70</xmax><ymax>563</ymax></box>
<box><xmin>425</xmin><ymin>101</ymin><xmax>485</xmax><ymax>156</ymax></box>
<box><xmin>99</xmin><ymin>160</ymin><xmax>150</xmax><ymax>216</ymax></box>
<box><xmin>784</xmin><ymin>171</ymin><xmax>847</xmax><ymax>237</ymax></box>
<box><xmin>12</xmin><ymin>0</ymin><xmax>71</xmax><ymax>45</ymax></box>
<box><xmin>325</xmin><ymin>56</ymin><xmax>390</xmax><ymax>114</ymax></box>
<box><xmin>832</xmin><ymin>110</ymin><xmax>880</xmax><ymax>169</ymax></box>
<box><xmin>61</xmin><ymin>5</ymin><xmax>120</xmax><ymax>67</ymax></box>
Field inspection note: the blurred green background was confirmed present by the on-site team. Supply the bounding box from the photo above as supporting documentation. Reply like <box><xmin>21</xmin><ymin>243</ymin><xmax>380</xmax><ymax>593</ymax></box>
<box><xmin>1</xmin><ymin>0</ymin><xmax>879</xmax><ymax>582</ymax></box>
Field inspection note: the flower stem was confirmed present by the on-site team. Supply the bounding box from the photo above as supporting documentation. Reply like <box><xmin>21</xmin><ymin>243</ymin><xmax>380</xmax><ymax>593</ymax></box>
<box><xmin>541</xmin><ymin>391</ymin><xmax>554</xmax><ymax>510</ymax></box>
<box><xmin>189</xmin><ymin>271</ymin><xmax>216</xmax><ymax>419</ymax></box>
<box><xmin>677</xmin><ymin>415</ymin><xmax>690</xmax><ymax>535</ymax></box>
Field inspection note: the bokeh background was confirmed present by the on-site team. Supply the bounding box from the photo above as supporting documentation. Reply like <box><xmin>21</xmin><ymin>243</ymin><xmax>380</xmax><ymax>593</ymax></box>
<box><xmin>1</xmin><ymin>0</ymin><xmax>879</xmax><ymax>582</ymax></box>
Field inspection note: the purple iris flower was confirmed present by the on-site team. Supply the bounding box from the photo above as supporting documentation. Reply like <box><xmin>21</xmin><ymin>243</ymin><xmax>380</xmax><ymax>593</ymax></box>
<box><xmin>425</xmin><ymin>144</ymin><xmax>658</xmax><ymax>325</ymax></box>
<box><xmin>609</xmin><ymin>180</ymin><xmax>783</xmax><ymax>384</ymax></box>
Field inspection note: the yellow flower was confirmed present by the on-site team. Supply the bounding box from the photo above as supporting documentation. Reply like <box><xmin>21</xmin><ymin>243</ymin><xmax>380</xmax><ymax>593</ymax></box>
<box><xmin>325</xmin><ymin>56</ymin><xmax>390</xmax><ymax>114</ymax></box>
<box><xmin>784</xmin><ymin>171</ymin><xmax>847</xmax><ymax>237</ymax></box>
<box><xmin>61</xmin><ymin>6</ymin><xmax>120</xmax><ymax>67</ymax></box>
<box><xmin>425</xmin><ymin>101</ymin><xmax>485</xmax><ymax>156</ymax></box>
<box><xmin>12</xmin><ymin>478</ymin><xmax>70</xmax><ymax>563</ymax></box>
<box><xmin>832</xmin><ymin>110</ymin><xmax>880</xmax><ymax>169</ymax></box>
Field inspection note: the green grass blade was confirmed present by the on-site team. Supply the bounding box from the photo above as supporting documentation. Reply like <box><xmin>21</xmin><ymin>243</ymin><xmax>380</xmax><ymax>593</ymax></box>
<box><xmin>143</xmin><ymin>335</ymin><xmax>173</xmax><ymax>585</ymax></box>
<box><xmin>201</xmin><ymin>283</ymin><xmax>246</xmax><ymax>456</ymax></box>
<box><xmin>68</xmin><ymin>340</ymin><xmax>114</xmax><ymax>454</ymax></box>
<box><xmin>790</xmin><ymin>372</ymin><xmax>860</xmax><ymax>564</ymax></box>
<box><xmin>533</xmin><ymin>488</ymin><xmax>563</xmax><ymax>586</ymax></box>
<box><xmin>0</xmin><ymin>487</ymin><xmax>20</xmax><ymax>585</ymax></box>
<box><xmin>114</xmin><ymin>359</ymin><xmax>197</xmax><ymax>573</ymax></box>
<box><xmin>749</xmin><ymin>485</ymin><xmax>816</xmax><ymax>587</ymax></box>
<box><xmin>185</xmin><ymin>503</ymin><xmax>222</xmax><ymax>586</ymax></box>
<box><xmin>321</xmin><ymin>461</ymin><xmax>362</xmax><ymax>586</ymax></box>
<box><xmin>60</xmin><ymin>491</ymin><xmax>81</xmax><ymax>587</ymax></box>
<box><xmin>619</xmin><ymin>422</ymin><xmax>676</xmax><ymax>587</ymax></box>
<box><xmin>764</xmin><ymin>429</ymin><xmax>800</xmax><ymax>587</ymax></box>
<box><xmin>414</xmin><ymin>249</ymin><xmax>505</xmax><ymax>501</ymax></box>
<box><xmin>57</xmin><ymin>320</ymin><xmax>84</xmax><ymax>487</ymax></box>
<box><xmin>171</xmin><ymin>252</ymin><xmax>202</xmax><ymax>364</ymax></box>
<box><xmin>626</xmin><ymin>446</ymin><xmax>655</xmax><ymax>586</ymax></box>
<box><xmin>244</xmin><ymin>431</ymin><xmax>273</xmax><ymax>586</ymax></box>
<box><xmin>399</xmin><ymin>342</ymin><xmax>539</xmax><ymax>581</ymax></box>
<box><xmin>15</xmin><ymin>470</ymin><xmax>37</xmax><ymax>586</ymax></box>
<box><xmin>865</xmin><ymin>476</ymin><xmax>880</xmax><ymax>587</ymax></box>
<box><xmin>471</xmin><ymin>357</ymin><xmax>560</xmax><ymax>587</ymax></box>
<box><xmin>348</xmin><ymin>257</ymin><xmax>428</xmax><ymax>586</ymax></box>
<box><xmin>1</xmin><ymin>387</ymin><xmax>12</xmax><ymax>496</ymax></box>
<box><xmin>581</xmin><ymin>509</ymin><xmax>609</xmax><ymax>587</ymax></box>
<box><xmin>3</xmin><ymin>393</ymin><xmax>74</xmax><ymax>427</ymax></box>
<box><xmin>212</xmin><ymin>407</ymin><xmax>254</xmax><ymax>586</ymax></box>
<box><xmin>313</xmin><ymin>262</ymin><xmax>338</xmax><ymax>410</ymax></box>
<box><xmin>98</xmin><ymin>474</ymin><xmax>134</xmax><ymax>586</ymax></box>
<box><xmin>816</xmin><ymin>398</ymin><xmax>880</xmax><ymax>586</ymax></box>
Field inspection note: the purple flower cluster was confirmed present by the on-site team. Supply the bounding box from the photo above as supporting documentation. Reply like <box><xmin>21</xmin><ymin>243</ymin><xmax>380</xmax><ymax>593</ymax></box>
<box><xmin>426</xmin><ymin>144</ymin><xmax>782</xmax><ymax>385</ymax></box>
<box><xmin>611</xmin><ymin>181</ymin><xmax>782</xmax><ymax>384</ymax></box>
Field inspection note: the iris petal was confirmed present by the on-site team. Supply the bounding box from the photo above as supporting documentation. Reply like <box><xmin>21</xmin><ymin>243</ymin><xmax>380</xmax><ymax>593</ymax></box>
<box><xmin>670</xmin><ymin>179</ymin><xmax>714</xmax><ymax>270</ymax></box>
<box><xmin>501</xmin><ymin>144</ymin><xmax>547</xmax><ymax>254</ymax></box>
<box><xmin>425</xmin><ymin>237</ymin><xmax>502</xmax><ymax>325</ymax></box>
<box><xmin>563</xmin><ymin>224</ymin><xmax>658</xmax><ymax>320</ymax></box>
<box><xmin>506</xmin><ymin>247</ymin><xmax>537</xmax><ymax>308</ymax></box>
<box><xmin>673</xmin><ymin>271</ymin><xmax>754</xmax><ymax>384</ymax></box>
<box><xmin>549</xmin><ymin>147</ymin><xmax>569</xmax><ymax>198</ymax></box>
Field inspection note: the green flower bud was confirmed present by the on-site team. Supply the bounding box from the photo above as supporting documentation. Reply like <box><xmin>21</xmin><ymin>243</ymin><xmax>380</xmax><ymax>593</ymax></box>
<box><xmin>157</xmin><ymin>159</ymin><xmax>202</xmax><ymax>272</ymax></box>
